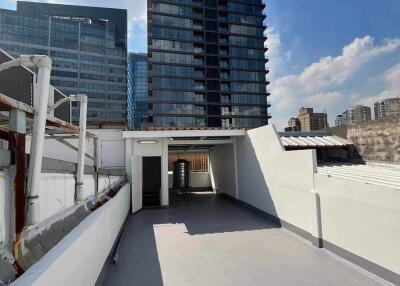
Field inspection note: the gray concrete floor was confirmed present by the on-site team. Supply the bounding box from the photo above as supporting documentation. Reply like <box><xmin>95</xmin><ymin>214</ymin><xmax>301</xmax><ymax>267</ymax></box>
<box><xmin>102</xmin><ymin>193</ymin><xmax>388</xmax><ymax>286</ymax></box>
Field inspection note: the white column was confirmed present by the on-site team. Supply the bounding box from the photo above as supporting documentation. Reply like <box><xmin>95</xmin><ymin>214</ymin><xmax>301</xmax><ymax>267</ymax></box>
<box><xmin>233</xmin><ymin>137</ymin><xmax>239</xmax><ymax>199</ymax></box>
<box><xmin>161</xmin><ymin>139</ymin><xmax>169</xmax><ymax>207</ymax></box>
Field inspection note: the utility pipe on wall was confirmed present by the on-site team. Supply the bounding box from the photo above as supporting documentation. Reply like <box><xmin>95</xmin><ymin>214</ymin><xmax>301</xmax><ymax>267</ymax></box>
<box><xmin>26</xmin><ymin>56</ymin><xmax>52</xmax><ymax>226</ymax></box>
<box><xmin>0</xmin><ymin>55</ymin><xmax>52</xmax><ymax>226</ymax></box>
<box><xmin>75</xmin><ymin>94</ymin><xmax>88</xmax><ymax>201</ymax></box>
<box><xmin>93</xmin><ymin>137</ymin><xmax>101</xmax><ymax>202</ymax></box>
<box><xmin>49</xmin><ymin>94</ymin><xmax>89</xmax><ymax>201</ymax></box>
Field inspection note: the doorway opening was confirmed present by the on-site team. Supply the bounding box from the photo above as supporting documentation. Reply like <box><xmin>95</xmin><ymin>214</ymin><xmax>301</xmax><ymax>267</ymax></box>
<box><xmin>142</xmin><ymin>156</ymin><xmax>161</xmax><ymax>207</ymax></box>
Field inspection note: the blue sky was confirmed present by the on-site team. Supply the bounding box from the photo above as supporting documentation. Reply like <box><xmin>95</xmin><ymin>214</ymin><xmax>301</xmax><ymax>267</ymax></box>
<box><xmin>2</xmin><ymin>0</ymin><xmax>400</xmax><ymax>129</ymax></box>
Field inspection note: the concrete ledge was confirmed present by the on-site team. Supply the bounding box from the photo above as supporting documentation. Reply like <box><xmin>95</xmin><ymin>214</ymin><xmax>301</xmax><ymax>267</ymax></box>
<box><xmin>41</xmin><ymin>157</ymin><xmax>94</xmax><ymax>174</ymax></box>
<box><xmin>98</xmin><ymin>168</ymin><xmax>126</xmax><ymax>176</ymax></box>
<box><xmin>218</xmin><ymin>192</ymin><xmax>399</xmax><ymax>285</ymax></box>
<box><xmin>11</xmin><ymin>183</ymin><xmax>131</xmax><ymax>286</ymax></box>
<box><xmin>41</xmin><ymin>157</ymin><xmax>126</xmax><ymax>176</ymax></box>
<box><xmin>95</xmin><ymin>214</ymin><xmax>129</xmax><ymax>286</ymax></box>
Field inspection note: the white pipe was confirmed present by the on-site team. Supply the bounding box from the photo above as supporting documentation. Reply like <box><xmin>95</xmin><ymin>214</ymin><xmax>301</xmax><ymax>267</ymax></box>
<box><xmin>49</xmin><ymin>94</ymin><xmax>90</xmax><ymax>201</ymax></box>
<box><xmin>25</xmin><ymin>56</ymin><xmax>52</xmax><ymax>226</ymax></box>
<box><xmin>75</xmin><ymin>94</ymin><xmax>88</xmax><ymax>201</ymax></box>
<box><xmin>94</xmin><ymin>137</ymin><xmax>101</xmax><ymax>202</ymax></box>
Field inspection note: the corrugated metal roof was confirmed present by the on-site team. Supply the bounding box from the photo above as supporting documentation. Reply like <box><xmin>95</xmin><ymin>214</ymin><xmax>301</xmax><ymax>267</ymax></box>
<box><xmin>279</xmin><ymin>132</ymin><xmax>352</xmax><ymax>147</ymax></box>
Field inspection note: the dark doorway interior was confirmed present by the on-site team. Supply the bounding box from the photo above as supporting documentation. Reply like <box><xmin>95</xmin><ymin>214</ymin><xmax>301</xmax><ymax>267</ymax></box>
<box><xmin>142</xmin><ymin>156</ymin><xmax>161</xmax><ymax>207</ymax></box>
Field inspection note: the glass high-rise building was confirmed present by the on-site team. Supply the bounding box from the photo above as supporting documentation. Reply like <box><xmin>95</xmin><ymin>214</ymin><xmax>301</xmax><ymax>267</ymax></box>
<box><xmin>0</xmin><ymin>1</ymin><xmax>127</xmax><ymax>126</ymax></box>
<box><xmin>128</xmin><ymin>53</ymin><xmax>148</xmax><ymax>130</ymax></box>
<box><xmin>148</xmin><ymin>0</ymin><xmax>270</xmax><ymax>129</ymax></box>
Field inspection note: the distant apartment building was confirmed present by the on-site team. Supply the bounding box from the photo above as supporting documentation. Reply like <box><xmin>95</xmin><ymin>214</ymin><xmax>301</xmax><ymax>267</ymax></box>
<box><xmin>343</xmin><ymin>105</ymin><xmax>371</xmax><ymax>124</ymax></box>
<box><xmin>147</xmin><ymin>0</ymin><xmax>270</xmax><ymax>129</ymax></box>
<box><xmin>128</xmin><ymin>53</ymin><xmax>148</xmax><ymax>130</ymax></box>
<box><xmin>335</xmin><ymin>114</ymin><xmax>345</xmax><ymax>127</ymax></box>
<box><xmin>285</xmin><ymin>117</ymin><xmax>301</xmax><ymax>132</ymax></box>
<box><xmin>0</xmin><ymin>1</ymin><xmax>128</xmax><ymax>126</ymax></box>
<box><xmin>297</xmin><ymin>107</ymin><xmax>328</xmax><ymax>131</ymax></box>
<box><xmin>374</xmin><ymin>97</ymin><xmax>400</xmax><ymax>120</ymax></box>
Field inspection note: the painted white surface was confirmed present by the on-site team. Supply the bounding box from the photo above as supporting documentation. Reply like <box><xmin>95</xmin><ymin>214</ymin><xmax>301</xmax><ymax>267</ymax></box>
<box><xmin>1</xmin><ymin>172</ymin><xmax>122</xmax><ymax>247</ymax></box>
<box><xmin>91</xmin><ymin>129</ymin><xmax>125</xmax><ymax>168</ymax></box>
<box><xmin>213</xmin><ymin>124</ymin><xmax>400</xmax><ymax>277</ymax></box>
<box><xmin>12</xmin><ymin>183</ymin><xmax>131</xmax><ymax>286</ymax></box>
<box><xmin>234</xmin><ymin>126</ymin><xmax>316</xmax><ymax>233</ymax></box>
<box><xmin>38</xmin><ymin>174</ymin><xmax>123</xmax><ymax>222</ymax></box>
<box><xmin>209</xmin><ymin>144</ymin><xmax>236</xmax><ymax>198</ymax></box>
<box><xmin>168</xmin><ymin>172</ymin><xmax>211</xmax><ymax>188</ymax></box>
<box><xmin>131</xmin><ymin>155</ymin><xmax>142</xmax><ymax>213</ymax></box>
<box><xmin>314</xmin><ymin>173</ymin><xmax>400</xmax><ymax>275</ymax></box>
<box><xmin>26</xmin><ymin>138</ymin><xmax>93</xmax><ymax>166</ymax></box>
<box><xmin>26</xmin><ymin>129</ymin><xmax>125</xmax><ymax>168</ymax></box>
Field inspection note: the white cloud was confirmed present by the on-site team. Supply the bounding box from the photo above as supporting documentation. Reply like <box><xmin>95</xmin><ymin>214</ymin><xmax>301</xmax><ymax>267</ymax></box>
<box><xmin>271</xmin><ymin>36</ymin><xmax>400</xmax><ymax>112</ymax></box>
<box><xmin>265</xmin><ymin>27</ymin><xmax>283</xmax><ymax>79</ymax></box>
<box><xmin>285</xmin><ymin>51</ymin><xmax>292</xmax><ymax>61</ymax></box>
<box><xmin>355</xmin><ymin>63</ymin><xmax>400</xmax><ymax>107</ymax></box>
<box><xmin>383</xmin><ymin>62</ymin><xmax>400</xmax><ymax>88</ymax></box>
<box><xmin>304</xmin><ymin>91</ymin><xmax>344</xmax><ymax>107</ymax></box>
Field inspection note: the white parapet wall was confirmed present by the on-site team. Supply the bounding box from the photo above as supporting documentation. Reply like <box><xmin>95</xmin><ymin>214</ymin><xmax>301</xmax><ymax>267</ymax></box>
<box><xmin>210</xmin><ymin>125</ymin><xmax>316</xmax><ymax>234</ymax></box>
<box><xmin>38</xmin><ymin>173</ymin><xmax>123</xmax><ymax>222</ymax></box>
<box><xmin>0</xmin><ymin>171</ymin><xmax>123</xmax><ymax>248</ymax></box>
<box><xmin>210</xmin><ymin>125</ymin><xmax>400</xmax><ymax>284</ymax></box>
<box><xmin>314</xmin><ymin>173</ymin><xmax>400</xmax><ymax>278</ymax></box>
<box><xmin>27</xmin><ymin>128</ymin><xmax>125</xmax><ymax>168</ymax></box>
<box><xmin>11</xmin><ymin>183</ymin><xmax>131</xmax><ymax>286</ymax></box>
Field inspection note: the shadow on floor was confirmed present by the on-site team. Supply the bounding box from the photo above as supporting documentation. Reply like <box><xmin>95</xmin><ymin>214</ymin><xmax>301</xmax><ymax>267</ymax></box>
<box><xmin>101</xmin><ymin>193</ymin><xmax>280</xmax><ymax>286</ymax></box>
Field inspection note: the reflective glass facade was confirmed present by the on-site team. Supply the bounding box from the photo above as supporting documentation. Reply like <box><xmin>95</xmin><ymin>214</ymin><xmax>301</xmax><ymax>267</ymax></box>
<box><xmin>0</xmin><ymin>2</ymin><xmax>127</xmax><ymax>126</ymax></box>
<box><xmin>128</xmin><ymin>53</ymin><xmax>148</xmax><ymax>130</ymax></box>
<box><xmin>148</xmin><ymin>0</ymin><xmax>270</xmax><ymax>128</ymax></box>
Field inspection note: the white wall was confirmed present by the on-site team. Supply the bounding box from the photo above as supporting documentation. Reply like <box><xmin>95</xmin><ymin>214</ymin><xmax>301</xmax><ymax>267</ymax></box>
<box><xmin>0</xmin><ymin>172</ymin><xmax>122</xmax><ymax>247</ymax></box>
<box><xmin>26</xmin><ymin>129</ymin><xmax>125</xmax><ymax>168</ymax></box>
<box><xmin>168</xmin><ymin>171</ymin><xmax>211</xmax><ymax>188</ymax></box>
<box><xmin>211</xmin><ymin>124</ymin><xmax>400</xmax><ymax>280</ymax></box>
<box><xmin>38</xmin><ymin>173</ymin><xmax>123</xmax><ymax>222</ymax></box>
<box><xmin>91</xmin><ymin>129</ymin><xmax>125</xmax><ymax>168</ymax></box>
<box><xmin>209</xmin><ymin>143</ymin><xmax>236</xmax><ymax>198</ymax></box>
<box><xmin>315</xmin><ymin>173</ymin><xmax>400</xmax><ymax>275</ymax></box>
<box><xmin>11</xmin><ymin>183</ymin><xmax>131</xmax><ymax>286</ymax></box>
<box><xmin>210</xmin><ymin>126</ymin><xmax>316</xmax><ymax>233</ymax></box>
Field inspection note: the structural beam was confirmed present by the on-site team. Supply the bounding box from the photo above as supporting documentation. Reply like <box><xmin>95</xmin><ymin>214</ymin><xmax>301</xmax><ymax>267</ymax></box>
<box><xmin>123</xmin><ymin>129</ymin><xmax>246</xmax><ymax>139</ymax></box>
<box><xmin>168</xmin><ymin>139</ymin><xmax>233</xmax><ymax>145</ymax></box>
<box><xmin>54</xmin><ymin>138</ymin><xmax>94</xmax><ymax>161</ymax></box>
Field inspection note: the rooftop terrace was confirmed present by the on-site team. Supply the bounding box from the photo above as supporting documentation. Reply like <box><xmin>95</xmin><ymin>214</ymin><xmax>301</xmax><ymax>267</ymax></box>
<box><xmin>101</xmin><ymin>193</ymin><xmax>389</xmax><ymax>286</ymax></box>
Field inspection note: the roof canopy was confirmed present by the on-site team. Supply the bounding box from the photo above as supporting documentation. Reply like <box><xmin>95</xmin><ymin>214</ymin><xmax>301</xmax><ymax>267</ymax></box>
<box><xmin>279</xmin><ymin>131</ymin><xmax>352</xmax><ymax>147</ymax></box>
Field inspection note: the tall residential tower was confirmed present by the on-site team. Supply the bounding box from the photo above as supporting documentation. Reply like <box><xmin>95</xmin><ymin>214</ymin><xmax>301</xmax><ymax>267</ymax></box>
<box><xmin>374</xmin><ymin>97</ymin><xmax>400</xmax><ymax>120</ymax></box>
<box><xmin>147</xmin><ymin>0</ymin><xmax>270</xmax><ymax>129</ymax></box>
<box><xmin>0</xmin><ymin>1</ymin><xmax>128</xmax><ymax>126</ymax></box>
